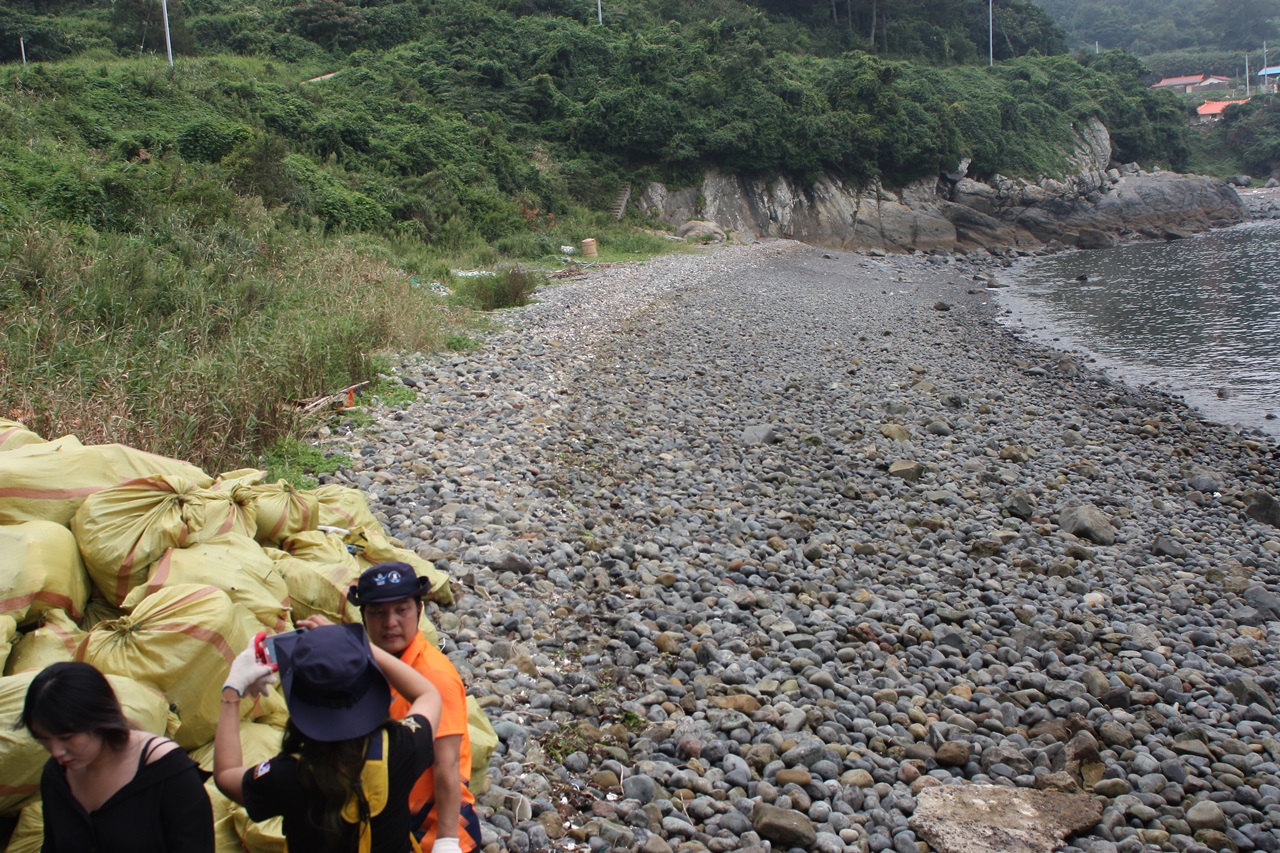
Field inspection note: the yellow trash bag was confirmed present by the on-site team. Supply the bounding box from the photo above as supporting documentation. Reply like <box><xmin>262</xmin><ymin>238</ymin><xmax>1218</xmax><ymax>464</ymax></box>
<box><xmin>206</xmin><ymin>779</ymin><xmax>253</xmax><ymax>853</ymax></box>
<box><xmin>271</xmin><ymin>530</ymin><xmax>363</xmax><ymax>623</ymax></box>
<box><xmin>266</xmin><ymin>551</ymin><xmax>359</xmax><ymax>625</ymax></box>
<box><xmin>0</xmin><ymin>441</ymin><xmax>210</xmax><ymax>527</ymax></box>
<box><xmin>206</xmin><ymin>776</ymin><xmax>288</xmax><ymax>853</ymax></box>
<box><xmin>0</xmin><ymin>671</ymin><xmax>169</xmax><ymax>815</ymax></box>
<box><xmin>211</xmin><ymin>468</ymin><xmax>268</xmax><ymax>490</ymax></box>
<box><xmin>4</xmin><ymin>797</ymin><xmax>43</xmax><ymax>853</ymax></box>
<box><xmin>239</xmin><ymin>812</ymin><xmax>288</xmax><ymax>853</ymax></box>
<box><xmin>0</xmin><ymin>420</ymin><xmax>45</xmax><ymax>453</ymax></box>
<box><xmin>188</xmin><ymin>720</ymin><xmax>283</xmax><ymax>773</ymax></box>
<box><xmin>348</xmin><ymin>528</ymin><xmax>452</xmax><ymax>606</ymax></box>
<box><xmin>71</xmin><ymin>474</ymin><xmax>255</xmax><ymax>606</ymax></box>
<box><xmin>194</xmin><ymin>474</ymin><xmax>263</xmax><ymax>543</ymax></box>
<box><xmin>0</xmin><ymin>520</ymin><xmax>91</xmax><ymax>626</ymax></box>
<box><xmin>466</xmin><ymin>696</ymin><xmax>498</xmax><ymax>780</ymax></box>
<box><xmin>311</xmin><ymin>484</ymin><xmax>383</xmax><ymax>534</ymax></box>
<box><xmin>0</xmin><ymin>616</ymin><xmax>17</xmax><ymax>674</ymax></box>
<box><xmin>77</xmin><ymin>584</ymin><xmax>250</xmax><ymax>750</ymax></box>
<box><xmin>190</xmin><ymin>487</ymin><xmax>259</xmax><ymax>545</ymax></box>
<box><xmin>4</xmin><ymin>610</ymin><xmax>86</xmax><ymax>676</ymax></box>
<box><xmin>137</xmin><ymin>535</ymin><xmax>291</xmax><ymax>633</ymax></box>
<box><xmin>238</xmin><ymin>481</ymin><xmax>319</xmax><ymax>546</ymax></box>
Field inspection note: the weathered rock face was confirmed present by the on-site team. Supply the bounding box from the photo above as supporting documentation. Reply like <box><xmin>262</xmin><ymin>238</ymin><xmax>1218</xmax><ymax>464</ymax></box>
<box><xmin>634</xmin><ymin>117</ymin><xmax>1248</xmax><ymax>253</ymax></box>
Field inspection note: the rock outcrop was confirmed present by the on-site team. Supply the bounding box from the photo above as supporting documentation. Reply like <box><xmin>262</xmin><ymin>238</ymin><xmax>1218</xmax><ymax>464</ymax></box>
<box><xmin>635</xmin><ymin>117</ymin><xmax>1248</xmax><ymax>253</ymax></box>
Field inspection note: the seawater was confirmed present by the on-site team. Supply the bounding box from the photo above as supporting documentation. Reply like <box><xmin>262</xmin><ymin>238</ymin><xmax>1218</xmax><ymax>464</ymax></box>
<box><xmin>996</xmin><ymin>220</ymin><xmax>1280</xmax><ymax>439</ymax></box>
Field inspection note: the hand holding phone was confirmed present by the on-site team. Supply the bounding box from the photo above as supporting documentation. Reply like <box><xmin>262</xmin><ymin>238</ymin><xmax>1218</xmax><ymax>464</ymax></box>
<box><xmin>255</xmin><ymin>628</ymin><xmax>308</xmax><ymax>671</ymax></box>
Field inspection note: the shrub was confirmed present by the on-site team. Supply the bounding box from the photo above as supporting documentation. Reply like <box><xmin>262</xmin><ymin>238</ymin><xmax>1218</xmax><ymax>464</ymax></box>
<box><xmin>225</xmin><ymin>131</ymin><xmax>296</xmax><ymax>205</ymax></box>
<box><xmin>39</xmin><ymin>168</ymin><xmax>108</xmax><ymax>226</ymax></box>
<box><xmin>449</xmin><ymin>265</ymin><xmax>541</xmax><ymax>311</ymax></box>
<box><xmin>284</xmin><ymin>154</ymin><xmax>391</xmax><ymax>231</ymax></box>
<box><xmin>177</xmin><ymin>118</ymin><xmax>251</xmax><ymax>163</ymax></box>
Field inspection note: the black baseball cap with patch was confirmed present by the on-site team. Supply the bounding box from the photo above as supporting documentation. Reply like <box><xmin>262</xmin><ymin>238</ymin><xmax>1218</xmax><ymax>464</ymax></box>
<box><xmin>347</xmin><ymin>561</ymin><xmax>430</xmax><ymax>606</ymax></box>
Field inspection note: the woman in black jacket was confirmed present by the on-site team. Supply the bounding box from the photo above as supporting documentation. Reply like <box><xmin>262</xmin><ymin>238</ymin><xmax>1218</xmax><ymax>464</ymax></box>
<box><xmin>20</xmin><ymin>661</ymin><xmax>214</xmax><ymax>853</ymax></box>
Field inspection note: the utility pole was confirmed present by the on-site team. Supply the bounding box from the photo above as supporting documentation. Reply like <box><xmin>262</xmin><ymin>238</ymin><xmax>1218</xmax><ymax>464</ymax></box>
<box><xmin>19</xmin><ymin>37</ymin><xmax>26</xmax><ymax>65</ymax></box>
<box><xmin>1246</xmin><ymin>53</ymin><xmax>1251</xmax><ymax>96</ymax></box>
<box><xmin>988</xmin><ymin>0</ymin><xmax>993</xmax><ymax>66</ymax></box>
<box><xmin>161</xmin><ymin>0</ymin><xmax>173</xmax><ymax>68</ymax></box>
<box><xmin>597</xmin><ymin>0</ymin><xmax>602</xmax><ymax>24</ymax></box>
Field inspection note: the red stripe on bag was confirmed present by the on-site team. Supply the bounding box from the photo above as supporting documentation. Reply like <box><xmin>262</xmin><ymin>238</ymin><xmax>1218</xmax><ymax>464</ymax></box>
<box><xmin>114</xmin><ymin>488</ymin><xmax>190</xmax><ymax>603</ymax></box>
<box><xmin>0</xmin><ymin>784</ymin><xmax>38</xmax><ymax>796</ymax></box>
<box><xmin>47</xmin><ymin>620</ymin><xmax>79</xmax><ymax>655</ymax></box>
<box><xmin>215</xmin><ymin>510</ymin><xmax>237</xmax><ymax>536</ymax></box>
<box><xmin>0</xmin><ymin>590</ymin><xmax>77</xmax><ymax>616</ymax></box>
<box><xmin>145</xmin><ymin>549</ymin><xmax>174</xmax><ymax>596</ymax></box>
<box><xmin>153</xmin><ymin>622</ymin><xmax>236</xmax><ymax>662</ymax></box>
<box><xmin>0</xmin><ymin>486</ymin><xmax>101</xmax><ymax>500</ymax></box>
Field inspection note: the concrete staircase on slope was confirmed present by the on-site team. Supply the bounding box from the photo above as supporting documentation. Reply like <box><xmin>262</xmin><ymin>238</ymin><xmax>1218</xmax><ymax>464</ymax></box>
<box><xmin>610</xmin><ymin>184</ymin><xmax>631</xmax><ymax>220</ymax></box>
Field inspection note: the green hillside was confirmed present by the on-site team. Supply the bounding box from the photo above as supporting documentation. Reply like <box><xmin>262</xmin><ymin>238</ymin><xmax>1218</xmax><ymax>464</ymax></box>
<box><xmin>0</xmin><ymin>0</ymin><xmax>1192</xmax><ymax>471</ymax></box>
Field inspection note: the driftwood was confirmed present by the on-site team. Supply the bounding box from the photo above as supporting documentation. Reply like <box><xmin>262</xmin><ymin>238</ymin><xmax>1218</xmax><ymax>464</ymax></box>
<box><xmin>548</xmin><ymin>260</ymin><xmax>608</xmax><ymax>280</ymax></box>
<box><xmin>297</xmin><ymin>381</ymin><xmax>369</xmax><ymax>414</ymax></box>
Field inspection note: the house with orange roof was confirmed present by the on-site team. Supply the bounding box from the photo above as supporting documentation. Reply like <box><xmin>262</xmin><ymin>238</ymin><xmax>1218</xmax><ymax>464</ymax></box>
<box><xmin>1196</xmin><ymin>99</ymin><xmax>1250</xmax><ymax>122</ymax></box>
<box><xmin>1153</xmin><ymin>74</ymin><xmax>1233</xmax><ymax>93</ymax></box>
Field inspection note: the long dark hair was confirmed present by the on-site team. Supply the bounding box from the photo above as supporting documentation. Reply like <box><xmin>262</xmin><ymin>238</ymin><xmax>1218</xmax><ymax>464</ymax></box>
<box><xmin>281</xmin><ymin>719</ymin><xmax>379</xmax><ymax>845</ymax></box>
<box><xmin>20</xmin><ymin>662</ymin><xmax>132</xmax><ymax>749</ymax></box>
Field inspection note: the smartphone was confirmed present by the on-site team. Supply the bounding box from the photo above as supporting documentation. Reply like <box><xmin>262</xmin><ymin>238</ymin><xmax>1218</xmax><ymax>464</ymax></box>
<box><xmin>255</xmin><ymin>629</ymin><xmax>305</xmax><ymax>669</ymax></box>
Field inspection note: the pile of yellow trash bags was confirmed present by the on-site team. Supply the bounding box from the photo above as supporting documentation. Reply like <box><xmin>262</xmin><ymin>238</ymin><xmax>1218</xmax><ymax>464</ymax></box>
<box><xmin>0</xmin><ymin>420</ymin><xmax>498</xmax><ymax>853</ymax></box>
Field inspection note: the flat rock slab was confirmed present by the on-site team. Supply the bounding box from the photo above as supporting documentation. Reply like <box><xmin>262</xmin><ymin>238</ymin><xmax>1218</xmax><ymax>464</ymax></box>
<box><xmin>909</xmin><ymin>785</ymin><xmax>1103</xmax><ymax>853</ymax></box>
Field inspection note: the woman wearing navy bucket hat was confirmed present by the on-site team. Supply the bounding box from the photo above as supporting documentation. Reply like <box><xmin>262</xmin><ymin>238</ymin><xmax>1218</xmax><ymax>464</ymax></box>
<box><xmin>213</xmin><ymin>623</ymin><xmax>442</xmax><ymax>852</ymax></box>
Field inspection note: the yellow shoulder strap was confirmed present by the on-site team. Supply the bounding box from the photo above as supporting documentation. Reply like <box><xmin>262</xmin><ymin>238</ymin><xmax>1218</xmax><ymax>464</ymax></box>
<box><xmin>341</xmin><ymin>729</ymin><xmax>391</xmax><ymax>853</ymax></box>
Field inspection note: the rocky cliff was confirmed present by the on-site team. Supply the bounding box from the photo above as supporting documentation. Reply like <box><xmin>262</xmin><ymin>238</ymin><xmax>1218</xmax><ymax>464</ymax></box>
<box><xmin>635</xmin><ymin>117</ymin><xmax>1248</xmax><ymax>253</ymax></box>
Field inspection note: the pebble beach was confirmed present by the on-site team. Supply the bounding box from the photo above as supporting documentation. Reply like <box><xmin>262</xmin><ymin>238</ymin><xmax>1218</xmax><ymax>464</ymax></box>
<box><xmin>321</xmin><ymin>239</ymin><xmax>1280</xmax><ymax>853</ymax></box>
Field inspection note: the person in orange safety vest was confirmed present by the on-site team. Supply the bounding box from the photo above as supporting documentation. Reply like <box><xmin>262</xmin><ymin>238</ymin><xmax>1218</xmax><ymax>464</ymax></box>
<box><xmin>300</xmin><ymin>562</ymin><xmax>479</xmax><ymax>853</ymax></box>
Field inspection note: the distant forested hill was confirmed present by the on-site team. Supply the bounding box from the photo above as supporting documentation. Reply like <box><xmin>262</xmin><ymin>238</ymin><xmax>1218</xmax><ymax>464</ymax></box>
<box><xmin>1032</xmin><ymin>0</ymin><xmax>1280</xmax><ymax>77</ymax></box>
<box><xmin>0</xmin><ymin>0</ymin><xmax>1185</xmax><ymax>197</ymax></box>
<box><xmin>2</xmin><ymin>0</ymin><xmax>1064</xmax><ymax>66</ymax></box>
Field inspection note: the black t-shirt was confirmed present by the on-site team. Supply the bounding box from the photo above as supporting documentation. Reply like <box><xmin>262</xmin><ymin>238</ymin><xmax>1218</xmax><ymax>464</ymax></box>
<box><xmin>242</xmin><ymin>715</ymin><xmax>435</xmax><ymax>853</ymax></box>
<box><xmin>40</xmin><ymin>744</ymin><xmax>214</xmax><ymax>853</ymax></box>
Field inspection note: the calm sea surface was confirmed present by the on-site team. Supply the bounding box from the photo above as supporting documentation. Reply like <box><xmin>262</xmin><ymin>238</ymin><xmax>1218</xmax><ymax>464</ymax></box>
<box><xmin>996</xmin><ymin>220</ymin><xmax>1280</xmax><ymax>438</ymax></box>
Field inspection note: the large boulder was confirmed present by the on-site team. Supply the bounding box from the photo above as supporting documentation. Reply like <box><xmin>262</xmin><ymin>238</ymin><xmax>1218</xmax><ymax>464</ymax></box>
<box><xmin>909</xmin><ymin>785</ymin><xmax>1103</xmax><ymax>853</ymax></box>
<box><xmin>1058</xmin><ymin>504</ymin><xmax>1118</xmax><ymax>546</ymax></box>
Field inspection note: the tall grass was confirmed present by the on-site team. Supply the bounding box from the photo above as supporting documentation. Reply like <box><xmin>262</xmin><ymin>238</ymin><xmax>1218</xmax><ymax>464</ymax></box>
<box><xmin>0</xmin><ymin>202</ymin><xmax>463</xmax><ymax>473</ymax></box>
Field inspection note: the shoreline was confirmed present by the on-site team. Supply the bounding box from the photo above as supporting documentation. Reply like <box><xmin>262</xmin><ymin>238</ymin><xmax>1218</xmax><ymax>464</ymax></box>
<box><xmin>328</xmin><ymin>240</ymin><xmax>1280</xmax><ymax>853</ymax></box>
<box><xmin>993</xmin><ymin>216</ymin><xmax>1280</xmax><ymax>443</ymax></box>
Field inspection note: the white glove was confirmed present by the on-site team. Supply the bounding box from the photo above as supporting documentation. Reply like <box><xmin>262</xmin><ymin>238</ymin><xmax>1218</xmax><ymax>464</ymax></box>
<box><xmin>224</xmin><ymin>647</ymin><xmax>277</xmax><ymax>698</ymax></box>
<box><xmin>431</xmin><ymin>839</ymin><xmax>463</xmax><ymax>853</ymax></box>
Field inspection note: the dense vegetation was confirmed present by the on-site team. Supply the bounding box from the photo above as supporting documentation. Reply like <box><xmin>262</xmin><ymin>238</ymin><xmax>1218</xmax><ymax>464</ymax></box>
<box><xmin>0</xmin><ymin>0</ymin><xmax>1194</xmax><ymax>470</ymax></box>
<box><xmin>1033</xmin><ymin>0</ymin><xmax>1280</xmax><ymax>79</ymax></box>
<box><xmin>3</xmin><ymin>0</ymin><xmax>1068</xmax><ymax>67</ymax></box>
<box><xmin>1191</xmin><ymin>98</ymin><xmax>1280</xmax><ymax>178</ymax></box>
